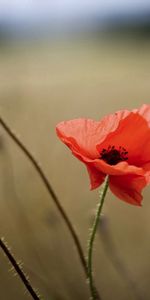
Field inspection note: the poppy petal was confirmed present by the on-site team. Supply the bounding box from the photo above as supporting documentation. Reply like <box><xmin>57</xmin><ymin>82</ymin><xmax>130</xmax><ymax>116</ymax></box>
<box><xmin>97</xmin><ymin>111</ymin><xmax>150</xmax><ymax>166</ymax></box>
<box><xmin>88</xmin><ymin>159</ymin><xmax>144</xmax><ymax>176</ymax></box>
<box><xmin>134</xmin><ymin>104</ymin><xmax>150</xmax><ymax>126</ymax></box>
<box><xmin>86</xmin><ymin>165</ymin><xmax>105</xmax><ymax>189</ymax></box>
<box><xmin>142</xmin><ymin>162</ymin><xmax>150</xmax><ymax>184</ymax></box>
<box><xmin>56</xmin><ymin>112</ymin><xmax>130</xmax><ymax>160</ymax></box>
<box><xmin>109</xmin><ymin>174</ymin><xmax>147</xmax><ymax>206</ymax></box>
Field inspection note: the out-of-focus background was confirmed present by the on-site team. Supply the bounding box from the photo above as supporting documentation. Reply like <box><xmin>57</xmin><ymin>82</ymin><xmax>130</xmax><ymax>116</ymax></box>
<box><xmin>0</xmin><ymin>1</ymin><xmax>150</xmax><ymax>299</ymax></box>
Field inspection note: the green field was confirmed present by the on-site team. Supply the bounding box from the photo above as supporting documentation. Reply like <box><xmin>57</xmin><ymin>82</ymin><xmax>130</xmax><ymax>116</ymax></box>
<box><xmin>0</xmin><ymin>37</ymin><xmax>150</xmax><ymax>300</ymax></box>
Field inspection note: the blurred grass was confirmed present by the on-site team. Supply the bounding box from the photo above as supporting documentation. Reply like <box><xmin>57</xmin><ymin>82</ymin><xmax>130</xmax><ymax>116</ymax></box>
<box><xmin>0</xmin><ymin>37</ymin><xmax>150</xmax><ymax>300</ymax></box>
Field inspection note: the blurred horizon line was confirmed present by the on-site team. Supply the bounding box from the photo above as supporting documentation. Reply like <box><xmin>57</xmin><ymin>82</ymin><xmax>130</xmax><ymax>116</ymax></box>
<box><xmin>0</xmin><ymin>7</ymin><xmax>150</xmax><ymax>41</ymax></box>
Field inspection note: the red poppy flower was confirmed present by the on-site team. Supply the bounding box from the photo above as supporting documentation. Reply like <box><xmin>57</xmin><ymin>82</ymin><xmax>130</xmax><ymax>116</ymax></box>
<box><xmin>56</xmin><ymin>104</ymin><xmax>150</xmax><ymax>206</ymax></box>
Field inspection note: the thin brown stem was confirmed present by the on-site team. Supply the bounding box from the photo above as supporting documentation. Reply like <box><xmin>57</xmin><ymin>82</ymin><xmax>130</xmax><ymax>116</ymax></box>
<box><xmin>0</xmin><ymin>238</ymin><xmax>41</xmax><ymax>300</ymax></box>
<box><xmin>0</xmin><ymin>116</ymin><xmax>101</xmax><ymax>299</ymax></box>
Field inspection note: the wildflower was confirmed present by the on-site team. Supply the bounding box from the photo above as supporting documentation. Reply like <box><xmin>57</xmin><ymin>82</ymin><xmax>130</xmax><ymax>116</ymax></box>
<box><xmin>56</xmin><ymin>104</ymin><xmax>150</xmax><ymax>205</ymax></box>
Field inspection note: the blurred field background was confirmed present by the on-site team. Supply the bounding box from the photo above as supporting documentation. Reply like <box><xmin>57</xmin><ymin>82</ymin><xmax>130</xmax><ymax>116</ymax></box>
<box><xmin>0</xmin><ymin>1</ymin><xmax>150</xmax><ymax>300</ymax></box>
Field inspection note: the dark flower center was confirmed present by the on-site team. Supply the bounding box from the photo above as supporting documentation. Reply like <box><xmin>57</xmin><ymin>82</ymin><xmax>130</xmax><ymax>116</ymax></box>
<box><xmin>100</xmin><ymin>145</ymin><xmax>128</xmax><ymax>165</ymax></box>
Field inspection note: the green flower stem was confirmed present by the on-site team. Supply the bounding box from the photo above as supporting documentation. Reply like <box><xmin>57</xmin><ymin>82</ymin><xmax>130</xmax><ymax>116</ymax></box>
<box><xmin>0</xmin><ymin>116</ymin><xmax>101</xmax><ymax>299</ymax></box>
<box><xmin>87</xmin><ymin>177</ymin><xmax>109</xmax><ymax>300</ymax></box>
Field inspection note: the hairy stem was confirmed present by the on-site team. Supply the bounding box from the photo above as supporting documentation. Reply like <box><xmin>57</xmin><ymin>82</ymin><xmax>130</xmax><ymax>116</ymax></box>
<box><xmin>0</xmin><ymin>238</ymin><xmax>41</xmax><ymax>300</ymax></box>
<box><xmin>87</xmin><ymin>177</ymin><xmax>109</xmax><ymax>300</ymax></box>
<box><xmin>0</xmin><ymin>116</ymin><xmax>101</xmax><ymax>299</ymax></box>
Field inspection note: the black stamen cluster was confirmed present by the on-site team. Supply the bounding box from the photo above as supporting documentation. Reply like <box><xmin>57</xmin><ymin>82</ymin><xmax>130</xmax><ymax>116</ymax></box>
<box><xmin>100</xmin><ymin>145</ymin><xmax>128</xmax><ymax>165</ymax></box>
